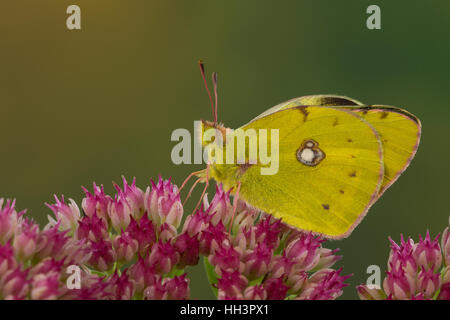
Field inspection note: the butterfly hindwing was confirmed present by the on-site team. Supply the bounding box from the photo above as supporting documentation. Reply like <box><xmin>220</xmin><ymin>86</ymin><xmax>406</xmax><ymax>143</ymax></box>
<box><xmin>342</xmin><ymin>106</ymin><xmax>421</xmax><ymax>197</ymax></box>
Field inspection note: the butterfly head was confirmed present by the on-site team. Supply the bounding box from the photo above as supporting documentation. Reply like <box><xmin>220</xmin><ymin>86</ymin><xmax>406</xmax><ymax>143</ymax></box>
<box><xmin>196</xmin><ymin>120</ymin><xmax>228</xmax><ymax>148</ymax></box>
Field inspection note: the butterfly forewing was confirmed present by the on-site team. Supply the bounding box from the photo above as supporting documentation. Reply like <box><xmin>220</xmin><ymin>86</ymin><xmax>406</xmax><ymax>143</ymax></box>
<box><xmin>246</xmin><ymin>95</ymin><xmax>421</xmax><ymax>199</ymax></box>
<box><xmin>237</xmin><ymin>106</ymin><xmax>384</xmax><ymax>238</ymax></box>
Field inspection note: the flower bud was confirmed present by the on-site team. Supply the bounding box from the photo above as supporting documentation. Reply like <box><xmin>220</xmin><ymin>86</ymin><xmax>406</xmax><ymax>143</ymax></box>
<box><xmin>145</xmin><ymin>177</ymin><xmax>183</xmax><ymax>229</ymax></box>
<box><xmin>126</xmin><ymin>215</ymin><xmax>156</xmax><ymax>256</ymax></box>
<box><xmin>204</xmin><ymin>185</ymin><xmax>232</xmax><ymax>226</ymax></box>
<box><xmin>0</xmin><ymin>243</ymin><xmax>17</xmax><ymax>275</ymax></box>
<box><xmin>263</xmin><ymin>277</ymin><xmax>289</xmax><ymax>300</ymax></box>
<box><xmin>413</xmin><ymin>231</ymin><xmax>442</xmax><ymax>272</ymax></box>
<box><xmin>388</xmin><ymin>235</ymin><xmax>417</xmax><ymax>275</ymax></box>
<box><xmin>302</xmin><ymin>268</ymin><xmax>350</xmax><ymax>300</ymax></box>
<box><xmin>147</xmin><ymin>241</ymin><xmax>179</xmax><ymax>275</ymax></box>
<box><xmin>383</xmin><ymin>264</ymin><xmax>416</xmax><ymax>299</ymax></box>
<box><xmin>242</xmin><ymin>243</ymin><xmax>272</xmax><ymax>280</ymax></box>
<box><xmin>217</xmin><ymin>270</ymin><xmax>248</xmax><ymax>299</ymax></box>
<box><xmin>127</xmin><ymin>257</ymin><xmax>157</xmax><ymax>294</ymax></box>
<box><xmin>441</xmin><ymin>225</ymin><xmax>449</xmax><ymax>266</ymax></box>
<box><xmin>0</xmin><ymin>199</ymin><xmax>20</xmax><ymax>244</ymax></box>
<box><xmin>442</xmin><ymin>265</ymin><xmax>450</xmax><ymax>283</ymax></box>
<box><xmin>285</xmin><ymin>233</ymin><xmax>322</xmax><ymax>271</ymax></box>
<box><xmin>158</xmin><ymin>223</ymin><xmax>177</xmax><ymax>243</ymax></box>
<box><xmin>163</xmin><ymin>274</ymin><xmax>190</xmax><ymax>300</ymax></box>
<box><xmin>356</xmin><ymin>284</ymin><xmax>386</xmax><ymax>300</ymax></box>
<box><xmin>209</xmin><ymin>245</ymin><xmax>242</xmax><ymax>277</ymax></box>
<box><xmin>173</xmin><ymin>232</ymin><xmax>200</xmax><ymax>268</ymax></box>
<box><xmin>81</xmin><ymin>183</ymin><xmax>112</xmax><ymax>220</ymax></box>
<box><xmin>77</xmin><ymin>214</ymin><xmax>109</xmax><ymax>243</ymax></box>
<box><xmin>58</xmin><ymin>238</ymin><xmax>91</xmax><ymax>266</ymax></box>
<box><xmin>286</xmin><ymin>271</ymin><xmax>308</xmax><ymax>294</ymax></box>
<box><xmin>182</xmin><ymin>209</ymin><xmax>211</xmax><ymax>237</ymax></box>
<box><xmin>198</xmin><ymin>221</ymin><xmax>228</xmax><ymax>255</ymax></box>
<box><xmin>313</xmin><ymin>248</ymin><xmax>341</xmax><ymax>271</ymax></box>
<box><xmin>233</xmin><ymin>227</ymin><xmax>257</xmax><ymax>252</ymax></box>
<box><xmin>269</xmin><ymin>255</ymin><xmax>294</xmax><ymax>279</ymax></box>
<box><xmin>0</xmin><ymin>267</ymin><xmax>29</xmax><ymax>299</ymax></box>
<box><xmin>30</xmin><ymin>258</ymin><xmax>64</xmax><ymax>277</ymax></box>
<box><xmin>34</xmin><ymin>224</ymin><xmax>69</xmax><ymax>261</ymax></box>
<box><xmin>416</xmin><ymin>268</ymin><xmax>440</xmax><ymax>299</ymax></box>
<box><xmin>45</xmin><ymin>195</ymin><xmax>80</xmax><ymax>232</ymax></box>
<box><xmin>254</xmin><ymin>215</ymin><xmax>283</xmax><ymax>249</ymax></box>
<box><xmin>31</xmin><ymin>273</ymin><xmax>61</xmax><ymax>300</ymax></box>
<box><xmin>108</xmin><ymin>195</ymin><xmax>132</xmax><ymax>232</ymax></box>
<box><xmin>229</xmin><ymin>202</ymin><xmax>258</xmax><ymax>234</ymax></box>
<box><xmin>243</xmin><ymin>285</ymin><xmax>267</xmax><ymax>300</ymax></box>
<box><xmin>113</xmin><ymin>232</ymin><xmax>138</xmax><ymax>264</ymax></box>
<box><xmin>13</xmin><ymin>220</ymin><xmax>39</xmax><ymax>261</ymax></box>
<box><xmin>105</xmin><ymin>272</ymin><xmax>134</xmax><ymax>300</ymax></box>
<box><xmin>438</xmin><ymin>282</ymin><xmax>450</xmax><ymax>300</ymax></box>
<box><xmin>143</xmin><ymin>277</ymin><xmax>167</xmax><ymax>300</ymax></box>
<box><xmin>114</xmin><ymin>177</ymin><xmax>145</xmax><ymax>220</ymax></box>
<box><xmin>88</xmin><ymin>239</ymin><xmax>116</xmax><ymax>272</ymax></box>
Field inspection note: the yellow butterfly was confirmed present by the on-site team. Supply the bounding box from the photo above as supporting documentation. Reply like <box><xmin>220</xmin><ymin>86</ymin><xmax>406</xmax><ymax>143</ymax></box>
<box><xmin>187</xmin><ymin>65</ymin><xmax>421</xmax><ymax>239</ymax></box>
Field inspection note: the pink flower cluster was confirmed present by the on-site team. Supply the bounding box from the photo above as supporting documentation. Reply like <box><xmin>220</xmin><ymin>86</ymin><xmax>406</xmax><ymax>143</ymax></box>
<box><xmin>0</xmin><ymin>177</ymin><xmax>350</xmax><ymax>300</ymax></box>
<box><xmin>357</xmin><ymin>218</ymin><xmax>450</xmax><ymax>300</ymax></box>
<box><xmin>201</xmin><ymin>187</ymin><xmax>350</xmax><ymax>300</ymax></box>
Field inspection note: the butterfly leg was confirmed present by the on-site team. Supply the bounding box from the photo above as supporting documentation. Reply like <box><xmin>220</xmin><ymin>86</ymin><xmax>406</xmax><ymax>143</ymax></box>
<box><xmin>228</xmin><ymin>180</ymin><xmax>241</xmax><ymax>234</ymax></box>
<box><xmin>182</xmin><ymin>178</ymin><xmax>201</xmax><ymax>206</ymax></box>
<box><xmin>179</xmin><ymin>169</ymin><xmax>206</xmax><ymax>193</ymax></box>
<box><xmin>190</xmin><ymin>164</ymin><xmax>211</xmax><ymax>214</ymax></box>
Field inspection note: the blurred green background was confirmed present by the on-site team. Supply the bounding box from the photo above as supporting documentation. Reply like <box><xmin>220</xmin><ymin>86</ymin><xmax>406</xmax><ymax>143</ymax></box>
<box><xmin>1</xmin><ymin>1</ymin><xmax>449</xmax><ymax>299</ymax></box>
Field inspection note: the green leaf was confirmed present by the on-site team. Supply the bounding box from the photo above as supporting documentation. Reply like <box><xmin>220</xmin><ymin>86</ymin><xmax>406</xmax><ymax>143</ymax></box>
<box><xmin>165</xmin><ymin>267</ymin><xmax>185</xmax><ymax>279</ymax></box>
<box><xmin>203</xmin><ymin>257</ymin><xmax>219</xmax><ymax>298</ymax></box>
<box><xmin>248</xmin><ymin>274</ymin><xmax>265</xmax><ymax>286</ymax></box>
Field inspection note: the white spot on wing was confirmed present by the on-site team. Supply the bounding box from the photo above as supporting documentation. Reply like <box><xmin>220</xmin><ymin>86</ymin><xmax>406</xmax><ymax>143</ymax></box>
<box><xmin>300</xmin><ymin>149</ymin><xmax>314</xmax><ymax>162</ymax></box>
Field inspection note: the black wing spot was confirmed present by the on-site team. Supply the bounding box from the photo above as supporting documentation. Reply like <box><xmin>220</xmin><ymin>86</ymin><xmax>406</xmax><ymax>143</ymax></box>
<box><xmin>332</xmin><ymin>118</ymin><xmax>339</xmax><ymax>126</ymax></box>
<box><xmin>339</xmin><ymin>190</ymin><xmax>345</xmax><ymax>194</ymax></box>
<box><xmin>298</xmin><ymin>106</ymin><xmax>309</xmax><ymax>122</ymax></box>
<box><xmin>380</xmin><ymin>112</ymin><xmax>389</xmax><ymax>119</ymax></box>
<box><xmin>322</xmin><ymin>204</ymin><xmax>330</xmax><ymax>210</ymax></box>
<box><xmin>347</xmin><ymin>138</ymin><xmax>353</xmax><ymax>143</ymax></box>
<box><xmin>349</xmin><ymin>171</ymin><xmax>357</xmax><ymax>177</ymax></box>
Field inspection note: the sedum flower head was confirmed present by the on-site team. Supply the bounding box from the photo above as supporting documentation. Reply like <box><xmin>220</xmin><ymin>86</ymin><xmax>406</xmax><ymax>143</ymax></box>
<box><xmin>0</xmin><ymin>199</ymin><xmax>22</xmax><ymax>244</ymax></box>
<box><xmin>199</xmin><ymin>185</ymin><xmax>350</xmax><ymax>300</ymax></box>
<box><xmin>357</xmin><ymin>218</ymin><xmax>450</xmax><ymax>300</ymax></box>
<box><xmin>0</xmin><ymin>178</ymin><xmax>350</xmax><ymax>300</ymax></box>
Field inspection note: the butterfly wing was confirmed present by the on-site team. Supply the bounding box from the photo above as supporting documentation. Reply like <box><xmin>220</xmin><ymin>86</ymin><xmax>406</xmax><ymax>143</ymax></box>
<box><xmin>248</xmin><ymin>95</ymin><xmax>421</xmax><ymax>198</ymax></box>
<box><xmin>235</xmin><ymin>106</ymin><xmax>384</xmax><ymax>238</ymax></box>
<box><xmin>345</xmin><ymin>106</ymin><xmax>421</xmax><ymax>197</ymax></box>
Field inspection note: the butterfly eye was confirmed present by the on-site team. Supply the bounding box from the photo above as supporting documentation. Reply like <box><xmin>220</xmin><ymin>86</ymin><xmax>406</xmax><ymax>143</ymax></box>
<box><xmin>296</xmin><ymin>139</ymin><xmax>325</xmax><ymax>166</ymax></box>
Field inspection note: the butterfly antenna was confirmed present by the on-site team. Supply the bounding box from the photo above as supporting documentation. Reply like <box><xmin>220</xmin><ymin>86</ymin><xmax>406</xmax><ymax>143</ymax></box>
<box><xmin>212</xmin><ymin>72</ymin><xmax>218</xmax><ymax>126</ymax></box>
<box><xmin>198</xmin><ymin>60</ymin><xmax>217</xmax><ymax>125</ymax></box>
